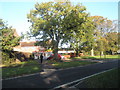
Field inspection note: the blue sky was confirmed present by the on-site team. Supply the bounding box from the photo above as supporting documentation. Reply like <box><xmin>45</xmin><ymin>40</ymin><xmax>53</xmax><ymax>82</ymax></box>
<box><xmin>0</xmin><ymin>0</ymin><xmax>118</xmax><ymax>36</ymax></box>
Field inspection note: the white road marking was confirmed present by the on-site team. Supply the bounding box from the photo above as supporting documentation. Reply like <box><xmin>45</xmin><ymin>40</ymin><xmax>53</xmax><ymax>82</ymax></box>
<box><xmin>52</xmin><ymin>68</ymin><xmax>116</xmax><ymax>89</ymax></box>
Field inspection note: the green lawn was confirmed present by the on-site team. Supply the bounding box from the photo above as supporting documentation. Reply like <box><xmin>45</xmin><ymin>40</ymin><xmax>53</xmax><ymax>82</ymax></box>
<box><xmin>48</xmin><ymin>60</ymin><xmax>97</xmax><ymax>69</ymax></box>
<box><xmin>2</xmin><ymin>60</ymin><xmax>41</xmax><ymax>79</ymax></box>
<box><xmin>72</xmin><ymin>55</ymin><xmax>120</xmax><ymax>59</ymax></box>
<box><xmin>79</xmin><ymin>68</ymin><xmax>119</xmax><ymax>88</ymax></box>
<box><xmin>90</xmin><ymin>55</ymin><xmax>120</xmax><ymax>59</ymax></box>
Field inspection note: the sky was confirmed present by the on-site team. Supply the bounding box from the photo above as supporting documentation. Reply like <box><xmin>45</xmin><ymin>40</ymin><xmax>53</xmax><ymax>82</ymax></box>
<box><xmin>0</xmin><ymin>0</ymin><xmax>119</xmax><ymax>36</ymax></box>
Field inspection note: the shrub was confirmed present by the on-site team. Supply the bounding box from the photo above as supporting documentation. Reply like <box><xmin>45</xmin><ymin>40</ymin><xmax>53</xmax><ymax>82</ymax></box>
<box><xmin>2</xmin><ymin>51</ymin><xmax>15</xmax><ymax>64</ymax></box>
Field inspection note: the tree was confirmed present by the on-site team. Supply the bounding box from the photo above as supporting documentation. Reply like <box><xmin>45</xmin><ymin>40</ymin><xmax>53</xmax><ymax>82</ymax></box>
<box><xmin>0</xmin><ymin>19</ymin><xmax>21</xmax><ymax>64</ymax></box>
<box><xmin>105</xmin><ymin>32</ymin><xmax>118</xmax><ymax>54</ymax></box>
<box><xmin>91</xmin><ymin>16</ymin><xmax>117</xmax><ymax>56</ymax></box>
<box><xmin>68</xmin><ymin>17</ymin><xmax>95</xmax><ymax>56</ymax></box>
<box><xmin>27</xmin><ymin>1</ymin><xmax>91</xmax><ymax>60</ymax></box>
<box><xmin>35</xmin><ymin>39</ymin><xmax>52</xmax><ymax>50</ymax></box>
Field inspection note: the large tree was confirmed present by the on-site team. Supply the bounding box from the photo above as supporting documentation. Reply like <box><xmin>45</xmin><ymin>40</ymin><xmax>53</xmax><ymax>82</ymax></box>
<box><xmin>27</xmin><ymin>1</ymin><xmax>92</xmax><ymax>60</ymax></box>
<box><xmin>68</xmin><ymin>17</ymin><xmax>95</xmax><ymax>56</ymax></box>
<box><xmin>0</xmin><ymin>19</ymin><xmax>21</xmax><ymax>63</ymax></box>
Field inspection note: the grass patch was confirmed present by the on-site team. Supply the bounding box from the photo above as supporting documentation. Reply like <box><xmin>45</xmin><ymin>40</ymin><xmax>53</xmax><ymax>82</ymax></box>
<box><xmin>2</xmin><ymin>60</ymin><xmax>41</xmax><ymax>79</ymax></box>
<box><xmin>48</xmin><ymin>60</ymin><xmax>97</xmax><ymax>69</ymax></box>
<box><xmin>91</xmin><ymin>55</ymin><xmax>120</xmax><ymax>59</ymax></box>
<box><xmin>78</xmin><ymin>55</ymin><xmax>120</xmax><ymax>59</ymax></box>
<box><xmin>72</xmin><ymin>57</ymin><xmax>82</xmax><ymax>59</ymax></box>
<box><xmin>67</xmin><ymin>55</ymin><xmax>119</xmax><ymax>60</ymax></box>
<box><xmin>1</xmin><ymin>60</ymin><xmax>40</xmax><ymax>68</ymax></box>
<box><xmin>81</xmin><ymin>68</ymin><xmax>119</xmax><ymax>88</ymax></box>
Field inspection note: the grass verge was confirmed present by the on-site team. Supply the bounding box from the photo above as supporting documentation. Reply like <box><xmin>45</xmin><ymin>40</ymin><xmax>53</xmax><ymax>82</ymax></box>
<box><xmin>71</xmin><ymin>55</ymin><xmax>120</xmax><ymax>60</ymax></box>
<box><xmin>81</xmin><ymin>55</ymin><xmax>120</xmax><ymax>59</ymax></box>
<box><xmin>77</xmin><ymin>68</ymin><xmax>119</xmax><ymax>88</ymax></box>
<box><xmin>2</xmin><ymin>60</ymin><xmax>41</xmax><ymax>79</ymax></box>
<box><xmin>48</xmin><ymin>60</ymin><xmax>97</xmax><ymax>69</ymax></box>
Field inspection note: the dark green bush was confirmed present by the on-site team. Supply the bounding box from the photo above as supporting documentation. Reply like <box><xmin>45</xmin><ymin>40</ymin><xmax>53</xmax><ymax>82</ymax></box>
<box><xmin>2</xmin><ymin>51</ymin><xmax>15</xmax><ymax>64</ymax></box>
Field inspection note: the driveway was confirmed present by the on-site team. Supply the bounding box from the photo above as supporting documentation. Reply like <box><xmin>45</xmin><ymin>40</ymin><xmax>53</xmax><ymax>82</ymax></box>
<box><xmin>2</xmin><ymin>60</ymin><xmax>119</xmax><ymax>89</ymax></box>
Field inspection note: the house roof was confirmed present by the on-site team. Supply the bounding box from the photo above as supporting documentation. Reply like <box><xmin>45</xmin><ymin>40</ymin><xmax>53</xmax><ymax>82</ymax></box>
<box><xmin>20</xmin><ymin>41</ymin><xmax>36</xmax><ymax>47</ymax></box>
<box><xmin>14</xmin><ymin>41</ymin><xmax>46</xmax><ymax>53</ymax></box>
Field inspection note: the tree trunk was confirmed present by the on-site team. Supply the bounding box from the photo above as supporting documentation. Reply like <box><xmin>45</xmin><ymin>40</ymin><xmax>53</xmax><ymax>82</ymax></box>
<box><xmin>52</xmin><ymin>40</ymin><xmax>59</xmax><ymax>61</ymax></box>
<box><xmin>53</xmin><ymin>49</ymin><xmax>59</xmax><ymax>61</ymax></box>
<box><xmin>104</xmin><ymin>51</ymin><xmax>106</xmax><ymax>59</ymax></box>
<box><xmin>100</xmin><ymin>52</ymin><xmax>101</xmax><ymax>58</ymax></box>
<box><xmin>100</xmin><ymin>51</ymin><xmax>104</xmax><ymax>58</ymax></box>
<box><xmin>75</xmin><ymin>49</ymin><xmax>79</xmax><ymax>57</ymax></box>
<box><xmin>91</xmin><ymin>48</ymin><xmax>94</xmax><ymax>56</ymax></box>
<box><xmin>101</xmin><ymin>51</ymin><xmax>104</xmax><ymax>56</ymax></box>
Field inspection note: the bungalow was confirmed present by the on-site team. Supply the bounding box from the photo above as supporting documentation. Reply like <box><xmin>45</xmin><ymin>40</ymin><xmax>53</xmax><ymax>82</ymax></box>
<box><xmin>13</xmin><ymin>40</ymin><xmax>45</xmax><ymax>53</ymax></box>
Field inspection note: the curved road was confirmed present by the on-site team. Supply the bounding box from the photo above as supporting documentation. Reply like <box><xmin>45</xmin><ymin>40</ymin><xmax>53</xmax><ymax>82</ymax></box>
<box><xmin>2</xmin><ymin>60</ymin><xmax>119</xmax><ymax>89</ymax></box>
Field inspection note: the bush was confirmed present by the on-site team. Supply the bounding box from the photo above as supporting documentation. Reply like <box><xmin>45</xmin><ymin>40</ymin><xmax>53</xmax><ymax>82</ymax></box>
<box><xmin>94</xmin><ymin>51</ymin><xmax>100</xmax><ymax>56</ymax></box>
<box><xmin>14</xmin><ymin>51</ymin><xmax>28</xmax><ymax>62</ymax></box>
<box><xmin>2</xmin><ymin>51</ymin><xmax>15</xmax><ymax>64</ymax></box>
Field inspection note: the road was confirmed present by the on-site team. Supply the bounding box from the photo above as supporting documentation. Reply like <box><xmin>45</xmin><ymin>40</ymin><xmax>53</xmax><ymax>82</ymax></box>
<box><xmin>2</xmin><ymin>60</ymin><xmax>119</xmax><ymax>89</ymax></box>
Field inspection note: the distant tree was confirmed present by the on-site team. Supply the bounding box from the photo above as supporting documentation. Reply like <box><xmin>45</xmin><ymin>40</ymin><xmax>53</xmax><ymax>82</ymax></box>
<box><xmin>27</xmin><ymin>1</ymin><xmax>92</xmax><ymax>60</ymax></box>
<box><xmin>91</xmin><ymin>16</ymin><xmax>117</xmax><ymax>56</ymax></box>
<box><xmin>105</xmin><ymin>32</ymin><xmax>118</xmax><ymax>54</ymax></box>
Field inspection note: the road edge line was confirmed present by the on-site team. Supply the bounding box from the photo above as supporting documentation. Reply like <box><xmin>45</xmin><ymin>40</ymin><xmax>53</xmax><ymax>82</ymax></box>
<box><xmin>52</xmin><ymin>68</ymin><xmax>117</xmax><ymax>89</ymax></box>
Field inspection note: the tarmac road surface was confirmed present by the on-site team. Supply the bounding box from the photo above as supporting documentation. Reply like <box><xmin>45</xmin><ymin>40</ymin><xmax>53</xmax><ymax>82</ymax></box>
<box><xmin>2</xmin><ymin>60</ymin><xmax>119</xmax><ymax>89</ymax></box>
